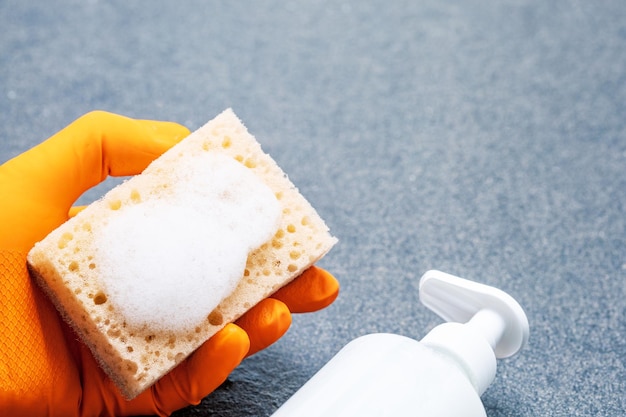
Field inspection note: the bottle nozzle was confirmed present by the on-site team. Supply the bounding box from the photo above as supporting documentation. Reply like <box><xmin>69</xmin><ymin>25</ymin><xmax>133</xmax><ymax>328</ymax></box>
<box><xmin>419</xmin><ymin>270</ymin><xmax>529</xmax><ymax>358</ymax></box>
<box><xmin>418</xmin><ymin>270</ymin><xmax>529</xmax><ymax>395</ymax></box>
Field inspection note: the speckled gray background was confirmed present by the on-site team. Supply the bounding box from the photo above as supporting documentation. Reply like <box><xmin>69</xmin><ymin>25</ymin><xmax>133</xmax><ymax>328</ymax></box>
<box><xmin>1</xmin><ymin>1</ymin><xmax>625</xmax><ymax>416</ymax></box>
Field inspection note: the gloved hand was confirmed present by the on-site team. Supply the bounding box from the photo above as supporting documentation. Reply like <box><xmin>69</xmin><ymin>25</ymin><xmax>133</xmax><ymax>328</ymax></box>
<box><xmin>0</xmin><ymin>111</ymin><xmax>339</xmax><ymax>417</ymax></box>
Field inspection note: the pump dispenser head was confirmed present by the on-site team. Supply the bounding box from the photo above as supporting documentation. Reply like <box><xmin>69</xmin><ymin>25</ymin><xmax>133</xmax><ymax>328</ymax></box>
<box><xmin>419</xmin><ymin>270</ymin><xmax>529</xmax><ymax>395</ymax></box>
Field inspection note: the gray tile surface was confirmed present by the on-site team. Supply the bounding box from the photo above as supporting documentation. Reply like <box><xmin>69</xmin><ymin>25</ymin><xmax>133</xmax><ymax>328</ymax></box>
<box><xmin>1</xmin><ymin>1</ymin><xmax>625</xmax><ymax>415</ymax></box>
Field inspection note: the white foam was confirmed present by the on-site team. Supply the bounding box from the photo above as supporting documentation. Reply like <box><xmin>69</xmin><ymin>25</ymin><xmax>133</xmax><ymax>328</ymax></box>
<box><xmin>93</xmin><ymin>153</ymin><xmax>281</xmax><ymax>332</ymax></box>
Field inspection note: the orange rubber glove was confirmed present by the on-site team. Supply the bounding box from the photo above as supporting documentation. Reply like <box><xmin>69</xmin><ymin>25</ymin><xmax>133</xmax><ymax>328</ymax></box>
<box><xmin>0</xmin><ymin>111</ymin><xmax>339</xmax><ymax>417</ymax></box>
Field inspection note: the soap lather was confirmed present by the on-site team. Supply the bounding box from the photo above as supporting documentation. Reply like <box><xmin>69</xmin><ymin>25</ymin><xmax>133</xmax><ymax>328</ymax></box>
<box><xmin>272</xmin><ymin>270</ymin><xmax>530</xmax><ymax>417</ymax></box>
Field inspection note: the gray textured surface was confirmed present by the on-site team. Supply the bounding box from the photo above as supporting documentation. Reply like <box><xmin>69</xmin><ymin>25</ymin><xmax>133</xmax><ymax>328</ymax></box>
<box><xmin>2</xmin><ymin>1</ymin><xmax>625</xmax><ymax>416</ymax></box>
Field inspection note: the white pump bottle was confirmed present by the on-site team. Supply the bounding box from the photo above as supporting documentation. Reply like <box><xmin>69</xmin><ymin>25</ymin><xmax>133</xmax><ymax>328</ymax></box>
<box><xmin>271</xmin><ymin>270</ymin><xmax>529</xmax><ymax>417</ymax></box>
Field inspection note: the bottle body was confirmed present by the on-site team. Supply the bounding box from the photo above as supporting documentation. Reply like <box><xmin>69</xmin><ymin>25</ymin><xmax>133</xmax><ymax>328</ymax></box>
<box><xmin>271</xmin><ymin>333</ymin><xmax>486</xmax><ymax>417</ymax></box>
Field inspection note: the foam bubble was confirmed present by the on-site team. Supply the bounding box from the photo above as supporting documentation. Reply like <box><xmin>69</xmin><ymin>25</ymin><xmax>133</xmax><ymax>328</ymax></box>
<box><xmin>93</xmin><ymin>153</ymin><xmax>280</xmax><ymax>332</ymax></box>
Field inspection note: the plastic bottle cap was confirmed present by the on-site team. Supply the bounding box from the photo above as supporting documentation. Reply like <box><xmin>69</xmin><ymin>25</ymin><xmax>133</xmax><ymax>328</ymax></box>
<box><xmin>419</xmin><ymin>270</ymin><xmax>529</xmax><ymax>358</ymax></box>
<box><xmin>418</xmin><ymin>270</ymin><xmax>529</xmax><ymax>395</ymax></box>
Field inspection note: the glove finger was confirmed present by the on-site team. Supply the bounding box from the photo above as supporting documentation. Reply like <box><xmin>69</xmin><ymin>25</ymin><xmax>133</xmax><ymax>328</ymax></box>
<box><xmin>235</xmin><ymin>298</ymin><xmax>292</xmax><ymax>357</ymax></box>
<box><xmin>271</xmin><ymin>266</ymin><xmax>340</xmax><ymax>313</ymax></box>
<box><xmin>0</xmin><ymin>111</ymin><xmax>189</xmax><ymax>250</ymax></box>
<box><xmin>27</xmin><ymin>111</ymin><xmax>189</xmax><ymax>206</ymax></box>
<box><xmin>147</xmin><ymin>323</ymin><xmax>250</xmax><ymax>415</ymax></box>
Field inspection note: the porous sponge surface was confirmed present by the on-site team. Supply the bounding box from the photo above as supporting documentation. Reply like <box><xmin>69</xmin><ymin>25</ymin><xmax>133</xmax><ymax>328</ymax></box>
<box><xmin>27</xmin><ymin>108</ymin><xmax>337</xmax><ymax>399</ymax></box>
